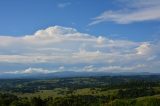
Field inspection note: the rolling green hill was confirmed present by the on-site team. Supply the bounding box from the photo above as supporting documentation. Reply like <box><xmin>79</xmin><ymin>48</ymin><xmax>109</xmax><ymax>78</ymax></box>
<box><xmin>0</xmin><ymin>75</ymin><xmax>160</xmax><ymax>106</ymax></box>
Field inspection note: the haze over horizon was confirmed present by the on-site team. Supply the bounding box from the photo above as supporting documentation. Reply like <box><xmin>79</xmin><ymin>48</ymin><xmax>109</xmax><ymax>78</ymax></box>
<box><xmin>0</xmin><ymin>0</ymin><xmax>160</xmax><ymax>75</ymax></box>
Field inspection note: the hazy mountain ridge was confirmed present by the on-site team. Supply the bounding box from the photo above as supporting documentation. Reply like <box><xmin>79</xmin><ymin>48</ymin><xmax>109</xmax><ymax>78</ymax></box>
<box><xmin>0</xmin><ymin>71</ymin><xmax>159</xmax><ymax>79</ymax></box>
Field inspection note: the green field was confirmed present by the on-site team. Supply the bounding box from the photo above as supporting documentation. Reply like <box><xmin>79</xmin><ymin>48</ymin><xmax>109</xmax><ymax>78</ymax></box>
<box><xmin>0</xmin><ymin>75</ymin><xmax>160</xmax><ymax>106</ymax></box>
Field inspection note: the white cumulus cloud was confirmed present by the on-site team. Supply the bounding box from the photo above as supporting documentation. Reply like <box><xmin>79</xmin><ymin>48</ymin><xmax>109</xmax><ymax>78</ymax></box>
<box><xmin>0</xmin><ymin>25</ymin><xmax>159</xmax><ymax>74</ymax></box>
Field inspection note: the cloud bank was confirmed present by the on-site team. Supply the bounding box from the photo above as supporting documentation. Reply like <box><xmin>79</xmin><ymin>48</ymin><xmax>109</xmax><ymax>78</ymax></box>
<box><xmin>0</xmin><ymin>26</ymin><xmax>160</xmax><ymax>74</ymax></box>
<box><xmin>90</xmin><ymin>0</ymin><xmax>160</xmax><ymax>25</ymax></box>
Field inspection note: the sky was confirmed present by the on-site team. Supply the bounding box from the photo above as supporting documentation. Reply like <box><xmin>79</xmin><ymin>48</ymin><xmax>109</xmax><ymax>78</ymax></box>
<box><xmin>0</xmin><ymin>0</ymin><xmax>160</xmax><ymax>75</ymax></box>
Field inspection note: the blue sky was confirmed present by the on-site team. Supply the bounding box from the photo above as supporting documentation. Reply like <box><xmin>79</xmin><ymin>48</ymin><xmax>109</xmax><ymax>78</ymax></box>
<box><xmin>0</xmin><ymin>0</ymin><xmax>159</xmax><ymax>41</ymax></box>
<box><xmin>0</xmin><ymin>0</ymin><xmax>160</xmax><ymax>74</ymax></box>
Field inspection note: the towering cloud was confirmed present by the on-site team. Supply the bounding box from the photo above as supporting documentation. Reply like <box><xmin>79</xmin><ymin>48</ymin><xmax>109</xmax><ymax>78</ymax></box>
<box><xmin>0</xmin><ymin>26</ymin><xmax>159</xmax><ymax>74</ymax></box>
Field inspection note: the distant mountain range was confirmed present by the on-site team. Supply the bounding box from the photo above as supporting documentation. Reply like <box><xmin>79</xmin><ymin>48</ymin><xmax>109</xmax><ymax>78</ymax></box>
<box><xmin>0</xmin><ymin>71</ymin><xmax>159</xmax><ymax>79</ymax></box>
